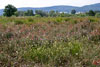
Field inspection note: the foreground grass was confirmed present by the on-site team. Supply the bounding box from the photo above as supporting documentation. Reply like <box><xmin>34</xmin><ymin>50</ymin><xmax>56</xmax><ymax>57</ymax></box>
<box><xmin>0</xmin><ymin>17</ymin><xmax>100</xmax><ymax>67</ymax></box>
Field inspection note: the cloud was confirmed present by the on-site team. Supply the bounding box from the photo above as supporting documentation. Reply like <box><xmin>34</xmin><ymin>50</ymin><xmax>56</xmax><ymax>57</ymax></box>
<box><xmin>0</xmin><ymin>0</ymin><xmax>100</xmax><ymax>9</ymax></box>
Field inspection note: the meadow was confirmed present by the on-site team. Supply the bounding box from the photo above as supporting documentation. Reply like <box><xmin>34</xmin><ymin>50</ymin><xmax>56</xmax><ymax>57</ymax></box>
<box><xmin>0</xmin><ymin>16</ymin><xmax>100</xmax><ymax>67</ymax></box>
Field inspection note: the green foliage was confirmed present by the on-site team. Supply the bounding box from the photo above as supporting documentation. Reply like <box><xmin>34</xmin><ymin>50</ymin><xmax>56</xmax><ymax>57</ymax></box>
<box><xmin>88</xmin><ymin>18</ymin><xmax>98</xmax><ymax>22</ymax></box>
<box><xmin>34</xmin><ymin>14</ymin><xmax>41</xmax><ymax>17</ymax></box>
<box><xmin>14</xmin><ymin>20</ymin><xmax>24</xmax><ymax>25</ymax></box>
<box><xmin>71</xmin><ymin>9</ymin><xmax>76</xmax><ymax>14</ymax></box>
<box><xmin>0</xmin><ymin>53</ymin><xmax>8</xmax><ymax>64</ymax></box>
<box><xmin>0</xmin><ymin>17</ymin><xmax>100</xmax><ymax>66</ymax></box>
<box><xmin>25</xmin><ymin>10</ymin><xmax>34</xmax><ymax>16</ymax></box>
<box><xmin>70</xmin><ymin>19</ymin><xmax>78</xmax><ymax>24</ymax></box>
<box><xmin>24</xmin><ymin>42</ymin><xmax>69</xmax><ymax>64</ymax></box>
<box><xmin>76</xmin><ymin>13</ymin><xmax>87</xmax><ymax>17</ymax></box>
<box><xmin>5</xmin><ymin>32</ymin><xmax>13</xmax><ymax>39</ymax></box>
<box><xmin>87</xmin><ymin>10</ymin><xmax>95</xmax><ymax>16</ymax></box>
<box><xmin>68</xmin><ymin>41</ymin><xmax>82</xmax><ymax>56</ymax></box>
<box><xmin>55</xmin><ymin>17</ymin><xmax>63</xmax><ymax>23</ymax></box>
<box><xmin>90</xmin><ymin>35</ymin><xmax>100</xmax><ymax>42</ymax></box>
<box><xmin>35</xmin><ymin>10</ymin><xmax>48</xmax><ymax>17</ymax></box>
<box><xmin>15</xmin><ymin>11</ymin><xmax>26</xmax><ymax>16</ymax></box>
<box><xmin>3</xmin><ymin>4</ymin><xmax>17</xmax><ymax>17</ymax></box>
<box><xmin>59</xmin><ymin>12</ymin><xmax>69</xmax><ymax>17</ymax></box>
<box><xmin>28</xmin><ymin>18</ymin><xmax>34</xmax><ymax>22</ymax></box>
<box><xmin>15</xmin><ymin>10</ymin><xmax>34</xmax><ymax>17</ymax></box>
<box><xmin>95</xmin><ymin>13</ymin><xmax>100</xmax><ymax>18</ymax></box>
<box><xmin>49</xmin><ymin>10</ymin><xmax>57</xmax><ymax>17</ymax></box>
<box><xmin>24</xmin><ymin>41</ymin><xmax>83</xmax><ymax>66</ymax></box>
<box><xmin>94</xmin><ymin>10</ymin><xmax>100</xmax><ymax>14</ymax></box>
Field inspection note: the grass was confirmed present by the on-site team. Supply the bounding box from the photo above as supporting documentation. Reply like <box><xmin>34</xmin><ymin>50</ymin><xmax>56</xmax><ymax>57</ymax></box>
<box><xmin>0</xmin><ymin>16</ymin><xmax>100</xmax><ymax>67</ymax></box>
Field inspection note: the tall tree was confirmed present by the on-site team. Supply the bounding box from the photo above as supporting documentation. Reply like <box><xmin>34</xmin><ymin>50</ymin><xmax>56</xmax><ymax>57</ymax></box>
<box><xmin>15</xmin><ymin>11</ymin><xmax>26</xmax><ymax>16</ymax></box>
<box><xmin>35</xmin><ymin>10</ymin><xmax>48</xmax><ymax>17</ymax></box>
<box><xmin>3</xmin><ymin>4</ymin><xmax>17</xmax><ymax>17</ymax></box>
<box><xmin>71</xmin><ymin>9</ymin><xmax>76</xmax><ymax>14</ymax></box>
<box><xmin>25</xmin><ymin>10</ymin><xmax>34</xmax><ymax>16</ymax></box>
<box><xmin>49</xmin><ymin>10</ymin><xmax>56</xmax><ymax>17</ymax></box>
<box><xmin>87</xmin><ymin>10</ymin><xmax>95</xmax><ymax>16</ymax></box>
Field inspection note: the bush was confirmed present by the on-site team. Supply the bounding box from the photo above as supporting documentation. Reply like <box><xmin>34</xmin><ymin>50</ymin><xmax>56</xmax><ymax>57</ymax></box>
<box><xmin>28</xmin><ymin>18</ymin><xmax>34</xmax><ymax>22</ymax></box>
<box><xmin>34</xmin><ymin>14</ymin><xmax>41</xmax><ymax>17</ymax></box>
<box><xmin>95</xmin><ymin>13</ymin><xmax>100</xmax><ymax>18</ymax></box>
<box><xmin>68</xmin><ymin>41</ymin><xmax>82</xmax><ymax>56</ymax></box>
<box><xmin>55</xmin><ymin>17</ymin><xmax>63</xmax><ymax>23</ymax></box>
<box><xmin>14</xmin><ymin>20</ymin><xmax>24</xmax><ymax>25</ymax></box>
<box><xmin>70</xmin><ymin>19</ymin><xmax>78</xmax><ymax>24</ymax></box>
<box><xmin>90</xmin><ymin>35</ymin><xmax>100</xmax><ymax>43</ymax></box>
<box><xmin>24</xmin><ymin>41</ymin><xmax>82</xmax><ymax>66</ymax></box>
<box><xmin>5</xmin><ymin>32</ymin><xmax>13</xmax><ymax>39</ymax></box>
<box><xmin>24</xmin><ymin>42</ymin><xmax>69</xmax><ymax>64</ymax></box>
<box><xmin>88</xmin><ymin>18</ymin><xmax>98</xmax><ymax>22</ymax></box>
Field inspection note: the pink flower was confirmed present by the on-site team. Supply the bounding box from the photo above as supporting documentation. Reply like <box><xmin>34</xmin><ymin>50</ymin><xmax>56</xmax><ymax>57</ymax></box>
<box><xmin>93</xmin><ymin>59</ymin><xmax>100</xmax><ymax>65</ymax></box>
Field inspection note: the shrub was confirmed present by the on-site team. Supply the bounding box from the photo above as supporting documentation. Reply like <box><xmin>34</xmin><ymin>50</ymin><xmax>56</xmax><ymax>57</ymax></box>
<box><xmin>88</xmin><ymin>18</ymin><xmax>98</xmax><ymax>22</ymax></box>
<box><xmin>0</xmin><ymin>53</ymin><xmax>8</xmax><ymax>65</ymax></box>
<box><xmin>24</xmin><ymin>42</ymin><xmax>69</xmax><ymax>65</ymax></box>
<box><xmin>56</xmin><ymin>18</ymin><xmax>63</xmax><ymax>22</ymax></box>
<box><xmin>24</xmin><ymin>41</ymin><xmax>82</xmax><ymax>66</ymax></box>
<box><xmin>64</xmin><ymin>18</ymin><xmax>70</xmax><ymax>22</ymax></box>
<box><xmin>95</xmin><ymin>13</ymin><xmax>100</xmax><ymax>18</ymax></box>
<box><xmin>68</xmin><ymin>41</ymin><xmax>82</xmax><ymax>56</ymax></box>
<box><xmin>28</xmin><ymin>18</ymin><xmax>34</xmax><ymax>22</ymax></box>
<box><xmin>90</xmin><ymin>35</ymin><xmax>100</xmax><ymax>43</ymax></box>
<box><xmin>14</xmin><ymin>20</ymin><xmax>24</xmax><ymax>25</ymax></box>
<box><xmin>70</xmin><ymin>19</ymin><xmax>78</xmax><ymax>24</ymax></box>
<box><xmin>5</xmin><ymin>32</ymin><xmax>13</xmax><ymax>39</ymax></box>
<box><xmin>34</xmin><ymin>14</ymin><xmax>41</xmax><ymax>17</ymax></box>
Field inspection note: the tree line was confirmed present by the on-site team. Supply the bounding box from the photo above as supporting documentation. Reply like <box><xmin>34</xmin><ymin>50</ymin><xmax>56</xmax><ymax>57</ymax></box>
<box><xmin>3</xmin><ymin>4</ymin><xmax>100</xmax><ymax>17</ymax></box>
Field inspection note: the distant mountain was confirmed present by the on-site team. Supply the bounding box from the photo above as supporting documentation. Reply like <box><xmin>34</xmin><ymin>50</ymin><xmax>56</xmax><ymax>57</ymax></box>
<box><xmin>0</xmin><ymin>3</ymin><xmax>100</xmax><ymax>15</ymax></box>
<box><xmin>0</xmin><ymin>9</ymin><xmax>3</xmax><ymax>15</ymax></box>
<box><xmin>18</xmin><ymin>5</ymin><xmax>78</xmax><ymax>12</ymax></box>
<box><xmin>77</xmin><ymin>3</ymin><xmax>100</xmax><ymax>12</ymax></box>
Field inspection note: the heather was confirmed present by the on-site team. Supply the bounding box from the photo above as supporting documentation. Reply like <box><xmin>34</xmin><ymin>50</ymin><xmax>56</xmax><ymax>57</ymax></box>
<box><xmin>0</xmin><ymin>17</ymin><xmax>100</xmax><ymax>67</ymax></box>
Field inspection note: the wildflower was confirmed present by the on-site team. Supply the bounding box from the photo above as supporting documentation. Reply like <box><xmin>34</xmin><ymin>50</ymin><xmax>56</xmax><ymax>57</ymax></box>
<box><xmin>93</xmin><ymin>59</ymin><xmax>100</xmax><ymax>65</ymax></box>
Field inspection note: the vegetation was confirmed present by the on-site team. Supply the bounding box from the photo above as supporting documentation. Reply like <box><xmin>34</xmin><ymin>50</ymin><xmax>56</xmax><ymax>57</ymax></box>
<box><xmin>86</xmin><ymin>10</ymin><xmax>95</xmax><ymax>16</ymax></box>
<box><xmin>0</xmin><ymin>16</ymin><xmax>100</xmax><ymax>67</ymax></box>
<box><xmin>3</xmin><ymin>4</ymin><xmax>100</xmax><ymax>18</ymax></box>
<box><xmin>95</xmin><ymin>13</ymin><xmax>100</xmax><ymax>17</ymax></box>
<box><xmin>1</xmin><ymin>4</ymin><xmax>100</xmax><ymax>67</ymax></box>
<box><xmin>71</xmin><ymin>9</ymin><xmax>76</xmax><ymax>14</ymax></box>
<box><xmin>3</xmin><ymin>4</ymin><xmax>17</xmax><ymax>17</ymax></box>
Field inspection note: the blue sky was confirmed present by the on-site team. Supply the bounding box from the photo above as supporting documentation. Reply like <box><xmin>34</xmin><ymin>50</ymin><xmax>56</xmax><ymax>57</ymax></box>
<box><xmin>0</xmin><ymin>0</ymin><xmax>100</xmax><ymax>9</ymax></box>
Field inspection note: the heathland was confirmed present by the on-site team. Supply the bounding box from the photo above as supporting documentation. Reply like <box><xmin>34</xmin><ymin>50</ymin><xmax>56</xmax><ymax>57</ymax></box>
<box><xmin>0</xmin><ymin>16</ymin><xmax>100</xmax><ymax>67</ymax></box>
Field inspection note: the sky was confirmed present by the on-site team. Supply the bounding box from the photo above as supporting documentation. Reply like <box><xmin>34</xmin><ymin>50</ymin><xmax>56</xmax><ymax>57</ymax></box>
<box><xmin>0</xmin><ymin>0</ymin><xmax>100</xmax><ymax>9</ymax></box>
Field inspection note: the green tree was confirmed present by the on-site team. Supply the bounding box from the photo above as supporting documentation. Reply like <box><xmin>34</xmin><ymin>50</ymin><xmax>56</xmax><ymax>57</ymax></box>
<box><xmin>15</xmin><ymin>11</ymin><xmax>26</xmax><ymax>16</ymax></box>
<box><xmin>87</xmin><ymin>10</ymin><xmax>95</xmax><ymax>16</ymax></box>
<box><xmin>49</xmin><ymin>10</ymin><xmax>56</xmax><ymax>17</ymax></box>
<box><xmin>94</xmin><ymin>10</ymin><xmax>100</xmax><ymax>14</ymax></box>
<box><xmin>15</xmin><ymin>10</ymin><xmax>34</xmax><ymax>17</ymax></box>
<box><xmin>3</xmin><ymin>4</ymin><xmax>17</xmax><ymax>17</ymax></box>
<box><xmin>59</xmin><ymin>12</ymin><xmax>66</xmax><ymax>17</ymax></box>
<box><xmin>25</xmin><ymin>10</ymin><xmax>34</xmax><ymax>16</ymax></box>
<box><xmin>35</xmin><ymin>10</ymin><xmax>48</xmax><ymax>17</ymax></box>
<box><xmin>71</xmin><ymin>9</ymin><xmax>76</xmax><ymax>14</ymax></box>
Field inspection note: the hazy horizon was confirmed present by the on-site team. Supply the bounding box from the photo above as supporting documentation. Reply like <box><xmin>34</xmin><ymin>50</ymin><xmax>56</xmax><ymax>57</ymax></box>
<box><xmin>0</xmin><ymin>0</ymin><xmax>100</xmax><ymax>9</ymax></box>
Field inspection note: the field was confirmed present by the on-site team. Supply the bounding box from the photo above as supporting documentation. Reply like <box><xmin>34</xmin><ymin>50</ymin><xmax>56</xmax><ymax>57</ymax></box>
<box><xmin>0</xmin><ymin>16</ymin><xmax>100</xmax><ymax>67</ymax></box>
